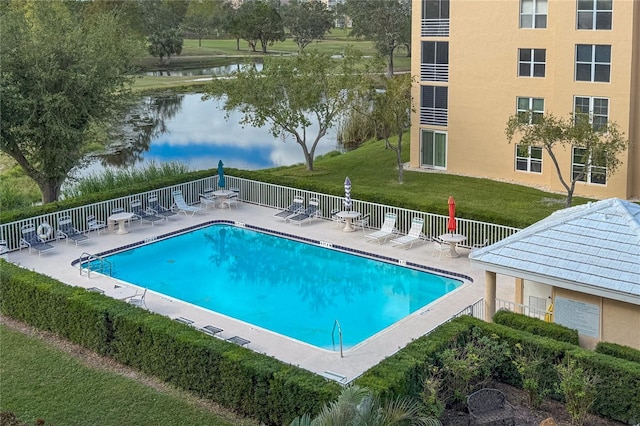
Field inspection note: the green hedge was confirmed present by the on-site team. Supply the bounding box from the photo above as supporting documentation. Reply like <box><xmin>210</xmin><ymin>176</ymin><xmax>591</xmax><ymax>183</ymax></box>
<box><xmin>0</xmin><ymin>261</ymin><xmax>340</xmax><ymax>425</ymax></box>
<box><xmin>493</xmin><ymin>309</ymin><xmax>579</xmax><ymax>345</ymax></box>
<box><xmin>595</xmin><ymin>342</ymin><xmax>640</xmax><ymax>364</ymax></box>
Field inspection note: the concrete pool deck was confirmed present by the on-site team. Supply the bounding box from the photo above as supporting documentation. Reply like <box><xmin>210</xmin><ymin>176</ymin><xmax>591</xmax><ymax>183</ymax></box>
<box><xmin>7</xmin><ymin>201</ymin><xmax>517</xmax><ymax>383</ymax></box>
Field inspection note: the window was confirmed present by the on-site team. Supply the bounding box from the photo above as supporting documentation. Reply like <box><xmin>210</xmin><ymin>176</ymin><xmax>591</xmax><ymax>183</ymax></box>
<box><xmin>422</xmin><ymin>0</ymin><xmax>449</xmax><ymax>36</ymax></box>
<box><xmin>516</xmin><ymin>145</ymin><xmax>543</xmax><ymax>173</ymax></box>
<box><xmin>520</xmin><ymin>0</ymin><xmax>547</xmax><ymax>28</ymax></box>
<box><xmin>577</xmin><ymin>0</ymin><xmax>612</xmax><ymax>30</ymax></box>
<box><xmin>574</xmin><ymin>96</ymin><xmax>608</xmax><ymax>130</ymax></box>
<box><xmin>518</xmin><ymin>49</ymin><xmax>546</xmax><ymax>77</ymax></box>
<box><xmin>420</xmin><ymin>85</ymin><xmax>448</xmax><ymax>126</ymax></box>
<box><xmin>421</xmin><ymin>41</ymin><xmax>449</xmax><ymax>82</ymax></box>
<box><xmin>572</xmin><ymin>147</ymin><xmax>607</xmax><ymax>184</ymax></box>
<box><xmin>421</xmin><ymin>130</ymin><xmax>447</xmax><ymax>168</ymax></box>
<box><xmin>517</xmin><ymin>97</ymin><xmax>545</xmax><ymax>123</ymax></box>
<box><xmin>575</xmin><ymin>44</ymin><xmax>611</xmax><ymax>82</ymax></box>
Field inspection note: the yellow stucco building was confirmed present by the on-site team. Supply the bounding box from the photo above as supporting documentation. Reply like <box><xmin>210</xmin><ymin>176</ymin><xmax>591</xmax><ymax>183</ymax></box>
<box><xmin>410</xmin><ymin>0</ymin><xmax>640</xmax><ymax>200</ymax></box>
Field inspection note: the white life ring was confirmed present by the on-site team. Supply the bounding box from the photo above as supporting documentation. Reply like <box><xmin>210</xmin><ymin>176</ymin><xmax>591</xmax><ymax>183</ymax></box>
<box><xmin>37</xmin><ymin>222</ymin><xmax>53</xmax><ymax>240</ymax></box>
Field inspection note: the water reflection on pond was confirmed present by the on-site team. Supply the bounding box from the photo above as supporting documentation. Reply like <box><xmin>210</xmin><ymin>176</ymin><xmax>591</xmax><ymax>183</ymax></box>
<box><xmin>79</xmin><ymin>92</ymin><xmax>340</xmax><ymax>177</ymax></box>
<box><xmin>144</xmin><ymin>63</ymin><xmax>264</xmax><ymax>77</ymax></box>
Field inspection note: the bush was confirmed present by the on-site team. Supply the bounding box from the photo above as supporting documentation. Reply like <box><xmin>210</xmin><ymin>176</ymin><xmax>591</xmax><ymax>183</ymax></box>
<box><xmin>493</xmin><ymin>309</ymin><xmax>579</xmax><ymax>345</ymax></box>
<box><xmin>595</xmin><ymin>341</ymin><xmax>640</xmax><ymax>364</ymax></box>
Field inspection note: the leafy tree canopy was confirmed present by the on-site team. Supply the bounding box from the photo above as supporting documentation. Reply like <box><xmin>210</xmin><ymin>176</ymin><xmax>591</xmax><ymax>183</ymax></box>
<box><xmin>0</xmin><ymin>0</ymin><xmax>145</xmax><ymax>203</ymax></box>
<box><xmin>342</xmin><ymin>0</ymin><xmax>411</xmax><ymax>77</ymax></box>
<box><xmin>506</xmin><ymin>112</ymin><xmax>629</xmax><ymax>206</ymax></box>
<box><xmin>204</xmin><ymin>48</ymin><xmax>382</xmax><ymax>171</ymax></box>
<box><xmin>281</xmin><ymin>0</ymin><xmax>334</xmax><ymax>52</ymax></box>
<box><xmin>183</xmin><ymin>0</ymin><xmax>223</xmax><ymax>47</ymax></box>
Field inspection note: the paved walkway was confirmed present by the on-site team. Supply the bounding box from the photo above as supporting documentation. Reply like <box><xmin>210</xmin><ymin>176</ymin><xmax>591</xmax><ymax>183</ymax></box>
<box><xmin>8</xmin><ymin>202</ymin><xmax>516</xmax><ymax>383</ymax></box>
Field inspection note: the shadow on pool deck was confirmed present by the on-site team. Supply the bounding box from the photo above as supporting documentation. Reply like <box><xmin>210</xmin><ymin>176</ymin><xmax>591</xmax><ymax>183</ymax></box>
<box><xmin>7</xmin><ymin>202</ymin><xmax>516</xmax><ymax>383</ymax></box>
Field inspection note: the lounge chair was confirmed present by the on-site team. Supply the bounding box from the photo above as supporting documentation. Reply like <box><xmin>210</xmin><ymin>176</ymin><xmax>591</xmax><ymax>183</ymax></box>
<box><xmin>56</xmin><ymin>215</ymin><xmax>90</xmax><ymax>246</ymax></box>
<box><xmin>226</xmin><ymin>336</ymin><xmax>250</xmax><ymax>346</ymax></box>
<box><xmin>200</xmin><ymin>325</ymin><xmax>223</xmax><ymax>337</ymax></box>
<box><xmin>391</xmin><ymin>217</ymin><xmax>427</xmax><ymax>249</ymax></box>
<box><xmin>365</xmin><ymin>212</ymin><xmax>397</xmax><ymax>244</ymax></box>
<box><xmin>86</xmin><ymin>215</ymin><xmax>106</xmax><ymax>234</ymax></box>
<box><xmin>171</xmin><ymin>190</ymin><xmax>203</xmax><ymax>216</ymax></box>
<box><xmin>130</xmin><ymin>199</ymin><xmax>166</xmax><ymax>225</ymax></box>
<box><xmin>20</xmin><ymin>223</ymin><xmax>55</xmax><ymax>256</ymax></box>
<box><xmin>287</xmin><ymin>198</ymin><xmax>320</xmax><ymax>226</ymax></box>
<box><xmin>274</xmin><ymin>195</ymin><xmax>304</xmax><ymax>219</ymax></box>
<box><xmin>147</xmin><ymin>194</ymin><xmax>176</xmax><ymax>218</ymax></box>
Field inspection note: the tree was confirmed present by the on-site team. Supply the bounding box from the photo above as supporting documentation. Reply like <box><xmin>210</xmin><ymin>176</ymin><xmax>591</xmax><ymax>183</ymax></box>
<box><xmin>239</xmin><ymin>0</ymin><xmax>285</xmax><ymax>54</ymax></box>
<box><xmin>148</xmin><ymin>28</ymin><xmax>184</xmax><ymax>65</ymax></box>
<box><xmin>362</xmin><ymin>74</ymin><xmax>414</xmax><ymax>184</ymax></box>
<box><xmin>204</xmin><ymin>49</ymin><xmax>378</xmax><ymax>171</ymax></box>
<box><xmin>0</xmin><ymin>0</ymin><xmax>144</xmax><ymax>203</ymax></box>
<box><xmin>141</xmin><ymin>0</ymin><xmax>187</xmax><ymax>64</ymax></box>
<box><xmin>281</xmin><ymin>0</ymin><xmax>334</xmax><ymax>52</ymax></box>
<box><xmin>183</xmin><ymin>0</ymin><xmax>221</xmax><ymax>47</ymax></box>
<box><xmin>289</xmin><ymin>385</ymin><xmax>442</xmax><ymax>426</ymax></box>
<box><xmin>343</xmin><ymin>0</ymin><xmax>412</xmax><ymax>77</ymax></box>
<box><xmin>505</xmin><ymin>112</ymin><xmax>629</xmax><ymax>207</ymax></box>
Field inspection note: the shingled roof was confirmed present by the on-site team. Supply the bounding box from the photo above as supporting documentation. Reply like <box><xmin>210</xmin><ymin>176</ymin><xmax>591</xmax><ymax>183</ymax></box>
<box><xmin>470</xmin><ymin>198</ymin><xmax>640</xmax><ymax>305</ymax></box>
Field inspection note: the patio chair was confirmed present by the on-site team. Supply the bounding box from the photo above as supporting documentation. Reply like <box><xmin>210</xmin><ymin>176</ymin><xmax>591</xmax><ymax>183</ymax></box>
<box><xmin>432</xmin><ymin>236</ymin><xmax>451</xmax><ymax>258</ymax></box>
<box><xmin>353</xmin><ymin>213</ymin><xmax>371</xmax><ymax>233</ymax></box>
<box><xmin>391</xmin><ymin>217</ymin><xmax>427</xmax><ymax>249</ymax></box>
<box><xmin>171</xmin><ymin>190</ymin><xmax>203</xmax><ymax>216</ymax></box>
<box><xmin>147</xmin><ymin>194</ymin><xmax>176</xmax><ymax>218</ymax></box>
<box><xmin>127</xmin><ymin>288</ymin><xmax>147</xmax><ymax>309</ymax></box>
<box><xmin>330</xmin><ymin>208</ymin><xmax>346</xmax><ymax>229</ymax></box>
<box><xmin>287</xmin><ymin>198</ymin><xmax>320</xmax><ymax>226</ymax></box>
<box><xmin>86</xmin><ymin>215</ymin><xmax>106</xmax><ymax>234</ymax></box>
<box><xmin>130</xmin><ymin>199</ymin><xmax>166</xmax><ymax>225</ymax></box>
<box><xmin>56</xmin><ymin>215</ymin><xmax>90</xmax><ymax>246</ymax></box>
<box><xmin>20</xmin><ymin>223</ymin><xmax>55</xmax><ymax>256</ymax></box>
<box><xmin>365</xmin><ymin>212</ymin><xmax>397</xmax><ymax>244</ymax></box>
<box><xmin>274</xmin><ymin>195</ymin><xmax>304</xmax><ymax>219</ymax></box>
<box><xmin>223</xmin><ymin>193</ymin><xmax>240</xmax><ymax>209</ymax></box>
<box><xmin>199</xmin><ymin>192</ymin><xmax>218</xmax><ymax>211</ymax></box>
<box><xmin>111</xmin><ymin>206</ymin><xmax>135</xmax><ymax>227</ymax></box>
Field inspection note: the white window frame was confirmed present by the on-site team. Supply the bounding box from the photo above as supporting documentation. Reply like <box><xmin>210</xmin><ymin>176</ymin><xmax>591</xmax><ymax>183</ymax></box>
<box><xmin>518</xmin><ymin>49</ymin><xmax>546</xmax><ymax>78</ymax></box>
<box><xmin>572</xmin><ymin>147</ymin><xmax>607</xmax><ymax>185</ymax></box>
<box><xmin>577</xmin><ymin>0</ymin><xmax>612</xmax><ymax>30</ymax></box>
<box><xmin>574</xmin><ymin>96</ymin><xmax>609</xmax><ymax>130</ymax></box>
<box><xmin>517</xmin><ymin>96</ymin><xmax>545</xmax><ymax>123</ymax></box>
<box><xmin>520</xmin><ymin>0</ymin><xmax>548</xmax><ymax>28</ymax></box>
<box><xmin>516</xmin><ymin>145</ymin><xmax>543</xmax><ymax>173</ymax></box>
<box><xmin>575</xmin><ymin>44</ymin><xmax>611</xmax><ymax>82</ymax></box>
<box><xmin>420</xmin><ymin>129</ymin><xmax>447</xmax><ymax>169</ymax></box>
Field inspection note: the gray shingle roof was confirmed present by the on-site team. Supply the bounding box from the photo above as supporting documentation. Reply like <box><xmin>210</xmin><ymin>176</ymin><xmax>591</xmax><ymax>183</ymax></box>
<box><xmin>470</xmin><ymin>198</ymin><xmax>640</xmax><ymax>304</ymax></box>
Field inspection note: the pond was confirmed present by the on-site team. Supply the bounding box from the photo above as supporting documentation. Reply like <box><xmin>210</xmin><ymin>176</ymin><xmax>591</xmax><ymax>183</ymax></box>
<box><xmin>76</xmin><ymin>92</ymin><xmax>342</xmax><ymax>177</ymax></box>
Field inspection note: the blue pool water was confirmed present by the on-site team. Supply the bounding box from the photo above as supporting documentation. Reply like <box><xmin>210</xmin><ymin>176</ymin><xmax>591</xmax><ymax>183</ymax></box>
<box><xmin>103</xmin><ymin>224</ymin><xmax>463</xmax><ymax>349</ymax></box>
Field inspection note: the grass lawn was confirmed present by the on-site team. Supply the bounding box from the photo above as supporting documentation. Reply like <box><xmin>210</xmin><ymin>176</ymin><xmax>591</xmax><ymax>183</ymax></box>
<box><xmin>0</xmin><ymin>323</ymin><xmax>257</xmax><ymax>426</ymax></box>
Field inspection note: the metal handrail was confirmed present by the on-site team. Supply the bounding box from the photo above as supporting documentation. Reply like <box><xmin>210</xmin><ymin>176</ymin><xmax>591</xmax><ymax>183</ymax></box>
<box><xmin>332</xmin><ymin>319</ymin><xmax>343</xmax><ymax>358</ymax></box>
<box><xmin>79</xmin><ymin>252</ymin><xmax>112</xmax><ymax>278</ymax></box>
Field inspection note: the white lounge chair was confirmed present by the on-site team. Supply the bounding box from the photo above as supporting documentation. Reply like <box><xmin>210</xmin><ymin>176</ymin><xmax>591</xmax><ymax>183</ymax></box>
<box><xmin>274</xmin><ymin>195</ymin><xmax>304</xmax><ymax>219</ymax></box>
<box><xmin>391</xmin><ymin>217</ymin><xmax>426</xmax><ymax>249</ymax></box>
<box><xmin>131</xmin><ymin>199</ymin><xmax>166</xmax><ymax>225</ymax></box>
<box><xmin>365</xmin><ymin>213</ymin><xmax>397</xmax><ymax>244</ymax></box>
<box><xmin>56</xmin><ymin>215</ymin><xmax>90</xmax><ymax>246</ymax></box>
<box><xmin>147</xmin><ymin>194</ymin><xmax>177</xmax><ymax>218</ymax></box>
<box><xmin>171</xmin><ymin>190</ymin><xmax>203</xmax><ymax>216</ymax></box>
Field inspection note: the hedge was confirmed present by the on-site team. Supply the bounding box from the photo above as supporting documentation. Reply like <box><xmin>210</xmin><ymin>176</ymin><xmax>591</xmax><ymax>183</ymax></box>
<box><xmin>0</xmin><ymin>261</ymin><xmax>340</xmax><ymax>425</ymax></box>
<box><xmin>595</xmin><ymin>341</ymin><xmax>640</xmax><ymax>364</ymax></box>
<box><xmin>493</xmin><ymin>309</ymin><xmax>579</xmax><ymax>345</ymax></box>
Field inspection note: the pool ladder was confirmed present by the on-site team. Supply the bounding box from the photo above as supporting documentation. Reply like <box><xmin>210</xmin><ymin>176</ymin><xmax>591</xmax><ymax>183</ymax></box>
<box><xmin>332</xmin><ymin>319</ymin><xmax>343</xmax><ymax>358</ymax></box>
<box><xmin>79</xmin><ymin>252</ymin><xmax>112</xmax><ymax>278</ymax></box>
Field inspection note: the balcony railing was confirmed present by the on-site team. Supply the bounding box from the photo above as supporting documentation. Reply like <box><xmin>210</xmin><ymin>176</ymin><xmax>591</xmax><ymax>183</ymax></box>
<box><xmin>420</xmin><ymin>107</ymin><xmax>448</xmax><ymax>126</ymax></box>
<box><xmin>422</xmin><ymin>18</ymin><xmax>449</xmax><ymax>37</ymax></box>
<box><xmin>421</xmin><ymin>63</ymin><xmax>449</xmax><ymax>82</ymax></box>
<box><xmin>0</xmin><ymin>176</ymin><xmax>520</xmax><ymax>252</ymax></box>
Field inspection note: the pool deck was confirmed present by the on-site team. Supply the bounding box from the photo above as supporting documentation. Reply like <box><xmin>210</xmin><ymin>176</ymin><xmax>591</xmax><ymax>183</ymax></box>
<box><xmin>7</xmin><ymin>201</ymin><xmax>517</xmax><ymax>384</ymax></box>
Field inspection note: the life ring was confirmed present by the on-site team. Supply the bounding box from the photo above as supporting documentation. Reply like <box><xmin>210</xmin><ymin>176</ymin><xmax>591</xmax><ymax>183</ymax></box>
<box><xmin>37</xmin><ymin>222</ymin><xmax>53</xmax><ymax>240</ymax></box>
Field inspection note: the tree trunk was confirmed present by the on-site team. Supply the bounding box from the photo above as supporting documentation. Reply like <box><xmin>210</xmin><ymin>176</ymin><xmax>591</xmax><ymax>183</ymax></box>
<box><xmin>38</xmin><ymin>180</ymin><xmax>62</xmax><ymax>204</ymax></box>
<box><xmin>236</xmin><ymin>37</ymin><xmax>240</xmax><ymax>50</ymax></box>
<box><xmin>387</xmin><ymin>52</ymin><xmax>394</xmax><ymax>78</ymax></box>
<box><xmin>198</xmin><ymin>37</ymin><xmax>202</xmax><ymax>47</ymax></box>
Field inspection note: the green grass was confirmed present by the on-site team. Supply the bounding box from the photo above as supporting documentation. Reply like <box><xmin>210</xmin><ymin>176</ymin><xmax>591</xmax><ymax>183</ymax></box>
<box><xmin>0</xmin><ymin>324</ymin><xmax>257</xmax><ymax>426</ymax></box>
<box><xmin>252</xmin><ymin>138</ymin><xmax>590</xmax><ymax>228</ymax></box>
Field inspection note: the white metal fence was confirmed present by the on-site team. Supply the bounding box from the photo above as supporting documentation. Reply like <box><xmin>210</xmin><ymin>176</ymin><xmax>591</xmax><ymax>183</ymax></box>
<box><xmin>0</xmin><ymin>175</ymin><xmax>520</xmax><ymax>252</ymax></box>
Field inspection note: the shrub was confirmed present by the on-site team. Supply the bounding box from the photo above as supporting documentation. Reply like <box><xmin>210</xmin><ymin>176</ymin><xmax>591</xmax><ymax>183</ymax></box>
<box><xmin>493</xmin><ymin>309</ymin><xmax>579</xmax><ymax>345</ymax></box>
<box><xmin>556</xmin><ymin>358</ymin><xmax>599</xmax><ymax>426</ymax></box>
<box><xmin>595</xmin><ymin>341</ymin><xmax>640</xmax><ymax>364</ymax></box>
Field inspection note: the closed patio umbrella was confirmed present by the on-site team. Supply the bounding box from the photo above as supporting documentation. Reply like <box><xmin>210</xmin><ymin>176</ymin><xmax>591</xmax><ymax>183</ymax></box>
<box><xmin>344</xmin><ymin>177</ymin><xmax>352</xmax><ymax>211</ymax></box>
<box><xmin>447</xmin><ymin>196</ymin><xmax>456</xmax><ymax>233</ymax></box>
<box><xmin>217</xmin><ymin>160</ymin><xmax>225</xmax><ymax>188</ymax></box>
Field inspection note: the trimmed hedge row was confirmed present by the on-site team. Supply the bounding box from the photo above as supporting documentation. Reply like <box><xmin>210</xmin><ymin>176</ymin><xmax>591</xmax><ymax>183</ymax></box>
<box><xmin>357</xmin><ymin>315</ymin><xmax>640</xmax><ymax>424</ymax></box>
<box><xmin>596</xmin><ymin>342</ymin><xmax>640</xmax><ymax>364</ymax></box>
<box><xmin>0</xmin><ymin>261</ymin><xmax>340</xmax><ymax>425</ymax></box>
<box><xmin>493</xmin><ymin>309</ymin><xmax>579</xmax><ymax>345</ymax></box>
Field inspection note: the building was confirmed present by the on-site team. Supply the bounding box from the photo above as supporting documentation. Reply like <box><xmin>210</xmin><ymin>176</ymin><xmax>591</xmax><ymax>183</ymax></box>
<box><xmin>470</xmin><ymin>198</ymin><xmax>640</xmax><ymax>350</ymax></box>
<box><xmin>410</xmin><ymin>0</ymin><xmax>640</xmax><ymax>201</ymax></box>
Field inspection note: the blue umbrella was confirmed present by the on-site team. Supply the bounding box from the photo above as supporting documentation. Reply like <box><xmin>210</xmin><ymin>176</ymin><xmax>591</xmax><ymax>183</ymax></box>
<box><xmin>343</xmin><ymin>176</ymin><xmax>352</xmax><ymax>211</ymax></box>
<box><xmin>217</xmin><ymin>160</ymin><xmax>225</xmax><ymax>188</ymax></box>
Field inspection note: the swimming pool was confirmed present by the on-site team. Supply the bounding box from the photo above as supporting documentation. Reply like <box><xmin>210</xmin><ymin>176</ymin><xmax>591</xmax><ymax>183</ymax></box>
<box><xmin>102</xmin><ymin>224</ymin><xmax>463</xmax><ymax>350</ymax></box>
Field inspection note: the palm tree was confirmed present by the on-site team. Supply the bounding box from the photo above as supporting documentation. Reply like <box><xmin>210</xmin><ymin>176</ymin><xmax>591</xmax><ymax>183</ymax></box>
<box><xmin>290</xmin><ymin>385</ymin><xmax>442</xmax><ymax>426</ymax></box>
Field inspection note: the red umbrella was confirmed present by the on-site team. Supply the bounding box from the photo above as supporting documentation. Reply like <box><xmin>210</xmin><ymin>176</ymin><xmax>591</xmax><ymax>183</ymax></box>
<box><xmin>447</xmin><ymin>196</ymin><xmax>456</xmax><ymax>233</ymax></box>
